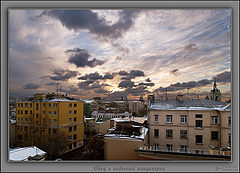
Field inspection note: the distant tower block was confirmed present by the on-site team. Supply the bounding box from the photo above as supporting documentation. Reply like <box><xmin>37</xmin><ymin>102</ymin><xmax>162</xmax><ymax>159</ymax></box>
<box><xmin>210</xmin><ymin>79</ymin><xmax>222</xmax><ymax>102</ymax></box>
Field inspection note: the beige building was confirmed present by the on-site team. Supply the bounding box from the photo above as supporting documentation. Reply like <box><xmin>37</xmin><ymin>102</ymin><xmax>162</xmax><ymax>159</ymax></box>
<box><xmin>85</xmin><ymin>118</ymin><xmax>111</xmax><ymax>137</ymax></box>
<box><xmin>147</xmin><ymin>96</ymin><xmax>231</xmax><ymax>155</ymax></box>
<box><xmin>128</xmin><ymin>101</ymin><xmax>145</xmax><ymax>115</ymax></box>
<box><xmin>104</xmin><ymin>120</ymin><xmax>148</xmax><ymax>160</ymax></box>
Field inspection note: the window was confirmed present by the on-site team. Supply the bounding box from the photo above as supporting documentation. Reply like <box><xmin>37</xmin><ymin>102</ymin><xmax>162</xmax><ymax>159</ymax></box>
<box><xmin>30</xmin><ymin>110</ymin><xmax>32</xmax><ymax>114</ymax></box>
<box><xmin>36</xmin><ymin>103</ymin><xmax>39</xmax><ymax>110</ymax></box>
<box><xmin>30</xmin><ymin>103</ymin><xmax>32</xmax><ymax>107</ymax></box>
<box><xmin>196</xmin><ymin>120</ymin><xmax>203</xmax><ymax>128</ymax></box>
<box><xmin>180</xmin><ymin>115</ymin><xmax>187</xmax><ymax>123</ymax></box>
<box><xmin>21</xmin><ymin>103</ymin><xmax>23</xmax><ymax>107</ymax></box>
<box><xmin>74</xmin><ymin>134</ymin><xmax>77</xmax><ymax>140</ymax></box>
<box><xmin>74</xmin><ymin>117</ymin><xmax>77</xmax><ymax>121</ymax></box>
<box><xmin>211</xmin><ymin>131</ymin><xmax>219</xmax><ymax>140</ymax></box>
<box><xmin>25</xmin><ymin>118</ymin><xmax>28</xmax><ymax>122</ymax></box>
<box><xmin>74</xmin><ymin>110</ymin><xmax>77</xmax><ymax>114</ymax></box>
<box><xmin>21</xmin><ymin>110</ymin><xmax>23</xmax><ymax>114</ymax></box>
<box><xmin>69</xmin><ymin>144</ymin><xmax>72</xmax><ymax>150</ymax></box>
<box><xmin>69</xmin><ymin>111</ymin><xmax>72</xmax><ymax>115</ymax></box>
<box><xmin>25</xmin><ymin>110</ymin><xmax>28</xmax><ymax>114</ymax></box>
<box><xmin>228</xmin><ymin>133</ymin><xmax>231</xmax><ymax>145</ymax></box>
<box><xmin>154</xmin><ymin>115</ymin><xmax>159</xmax><ymax>122</ymax></box>
<box><xmin>17</xmin><ymin>135</ymin><xmax>22</xmax><ymax>140</ymax></box>
<box><xmin>53</xmin><ymin>129</ymin><xmax>57</xmax><ymax>134</ymax></box>
<box><xmin>48</xmin><ymin>119</ymin><xmax>51</xmax><ymax>124</ymax></box>
<box><xmin>154</xmin><ymin>129</ymin><xmax>159</xmax><ymax>137</ymax></box>
<box><xmin>228</xmin><ymin>117</ymin><xmax>231</xmax><ymax>126</ymax></box>
<box><xmin>211</xmin><ymin>116</ymin><xmax>218</xmax><ymax>124</ymax></box>
<box><xmin>17</xmin><ymin>110</ymin><xmax>20</xmax><ymax>114</ymax></box>
<box><xmin>69</xmin><ymin>103</ymin><xmax>72</xmax><ymax>108</ymax></box>
<box><xmin>166</xmin><ymin>129</ymin><xmax>173</xmax><ymax>138</ymax></box>
<box><xmin>53</xmin><ymin>103</ymin><xmax>57</xmax><ymax>108</ymax></box>
<box><xmin>74</xmin><ymin>126</ymin><xmax>77</xmax><ymax>131</ymax></box>
<box><xmin>69</xmin><ymin>118</ymin><xmax>72</xmax><ymax>122</ymax></box>
<box><xmin>195</xmin><ymin>150</ymin><xmax>203</xmax><ymax>154</ymax></box>
<box><xmin>166</xmin><ymin>115</ymin><xmax>173</xmax><ymax>123</ymax></box>
<box><xmin>43</xmin><ymin>103</ymin><xmax>45</xmax><ymax>108</ymax></box>
<box><xmin>18</xmin><ymin>103</ymin><xmax>20</xmax><ymax>107</ymax></box>
<box><xmin>74</xmin><ymin>142</ymin><xmax>77</xmax><ymax>148</ymax></box>
<box><xmin>53</xmin><ymin>119</ymin><xmax>57</xmax><ymax>124</ymax></box>
<box><xmin>21</xmin><ymin>118</ymin><xmax>23</xmax><ymax>121</ymax></box>
<box><xmin>43</xmin><ymin>111</ymin><xmax>45</xmax><ymax>115</ymax></box>
<box><xmin>25</xmin><ymin>103</ymin><xmax>28</xmax><ymax>107</ymax></box>
<box><xmin>48</xmin><ymin>111</ymin><xmax>51</xmax><ymax>116</ymax></box>
<box><xmin>166</xmin><ymin>144</ymin><xmax>173</xmax><ymax>152</ymax></box>
<box><xmin>180</xmin><ymin>130</ymin><xmax>187</xmax><ymax>139</ymax></box>
<box><xmin>48</xmin><ymin>103</ymin><xmax>51</xmax><ymax>108</ymax></box>
<box><xmin>74</xmin><ymin>103</ymin><xmax>77</xmax><ymax>107</ymax></box>
<box><xmin>196</xmin><ymin>135</ymin><xmax>203</xmax><ymax>144</ymax></box>
<box><xmin>180</xmin><ymin>145</ymin><xmax>187</xmax><ymax>153</ymax></box>
<box><xmin>195</xmin><ymin>114</ymin><xmax>202</xmax><ymax>118</ymax></box>
<box><xmin>69</xmin><ymin>127</ymin><xmax>72</xmax><ymax>132</ymax></box>
<box><xmin>18</xmin><ymin>118</ymin><xmax>20</xmax><ymax>121</ymax></box>
<box><xmin>69</xmin><ymin>136</ymin><xmax>72</xmax><ymax>142</ymax></box>
<box><xmin>154</xmin><ymin>143</ymin><xmax>159</xmax><ymax>150</ymax></box>
<box><xmin>53</xmin><ymin>111</ymin><xmax>57</xmax><ymax>116</ymax></box>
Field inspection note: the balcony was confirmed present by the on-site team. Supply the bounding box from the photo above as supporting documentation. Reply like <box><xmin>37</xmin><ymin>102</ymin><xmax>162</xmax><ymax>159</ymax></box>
<box><xmin>137</xmin><ymin>145</ymin><xmax>230</xmax><ymax>156</ymax></box>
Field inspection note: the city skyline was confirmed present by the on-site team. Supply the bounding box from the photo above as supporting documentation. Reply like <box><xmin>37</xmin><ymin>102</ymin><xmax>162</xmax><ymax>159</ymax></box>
<box><xmin>9</xmin><ymin>9</ymin><xmax>231</xmax><ymax>101</ymax></box>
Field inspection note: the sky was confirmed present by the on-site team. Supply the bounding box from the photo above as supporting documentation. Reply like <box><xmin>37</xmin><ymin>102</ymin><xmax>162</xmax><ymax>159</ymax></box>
<box><xmin>9</xmin><ymin>9</ymin><xmax>231</xmax><ymax>101</ymax></box>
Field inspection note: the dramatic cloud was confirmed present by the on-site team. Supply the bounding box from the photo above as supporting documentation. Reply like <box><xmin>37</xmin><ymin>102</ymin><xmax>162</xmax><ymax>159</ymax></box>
<box><xmin>23</xmin><ymin>83</ymin><xmax>40</xmax><ymax>89</ymax></box>
<box><xmin>50</xmin><ymin>69</ymin><xmax>78</xmax><ymax>81</ymax></box>
<box><xmin>41</xmin><ymin>10</ymin><xmax>140</xmax><ymax>39</ymax></box>
<box><xmin>78</xmin><ymin>72</ymin><xmax>115</xmax><ymax>81</ymax></box>
<box><xmin>139</xmin><ymin>82</ymin><xmax>155</xmax><ymax>86</ymax></box>
<box><xmin>66</xmin><ymin>48</ymin><xmax>105</xmax><ymax>68</ymax></box>
<box><xmin>155</xmin><ymin>71</ymin><xmax>230</xmax><ymax>93</ymax></box>
<box><xmin>120</xmin><ymin>70</ymin><xmax>145</xmax><ymax>80</ymax></box>
<box><xmin>213</xmin><ymin>71</ymin><xmax>231</xmax><ymax>83</ymax></box>
<box><xmin>45</xmin><ymin>82</ymin><xmax>60</xmax><ymax>86</ymax></box>
<box><xmin>118</xmin><ymin>70</ymin><xmax>129</xmax><ymax>76</ymax></box>
<box><xmin>118</xmin><ymin>80</ymin><xmax>135</xmax><ymax>88</ymax></box>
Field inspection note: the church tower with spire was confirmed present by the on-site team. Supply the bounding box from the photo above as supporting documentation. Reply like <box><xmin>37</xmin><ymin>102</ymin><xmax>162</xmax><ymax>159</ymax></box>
<box><xmin>210</xmin><ymin>78</ymin><xmax>222</xmax><ymax>102</ymax></box>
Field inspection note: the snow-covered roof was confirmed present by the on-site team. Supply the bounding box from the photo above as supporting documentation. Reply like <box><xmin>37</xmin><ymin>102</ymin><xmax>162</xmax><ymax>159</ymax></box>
<box><xmin>47</xmin><ymin>98</ymin><xmax>78</xmax><ymax>102</ymax></box>
<box><xmin>111</xmin><ymin>117</ymin><xmax>147</xmax><ymax>124</ymax></box>
<box><xmin>149</xmin><ymin>99</ymin><xmax>231</xmax><ymax>111</ymax></box>
<box><xmin>9</xmin><ymin>146</ymin><xmax>46</xmax><ymax>161</ymax></box>
<box><xmin>104</xmin><ymin>127</ymin><xmax>148</xmax><ymax>140</ymax></box>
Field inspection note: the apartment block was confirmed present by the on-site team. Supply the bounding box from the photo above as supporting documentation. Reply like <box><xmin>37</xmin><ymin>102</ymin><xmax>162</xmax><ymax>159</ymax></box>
<box><xmin>15</xmin><ymin>95</ymin><xmax>84</xmax><ymax>157</ymax></box>
<box><xmin>148</xmin><ymin>96</ymin><xmax>231</xmax><ymax>155</ymax></box>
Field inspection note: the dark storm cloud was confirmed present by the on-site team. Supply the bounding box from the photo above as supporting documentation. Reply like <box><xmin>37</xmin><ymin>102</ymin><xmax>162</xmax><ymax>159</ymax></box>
<box><xmin>213</xmin><ymin>71</ymin><xmax>231</xmax><ymax>82</ymax></box>
<box><xmin>95</xmin><ymin>88</ymin><xmax>109</xmax><ymax>94</ymax></box>
<box><xmin>50</xmin><ymin>69</ymin><xmax>79</xmax><ymax>81</ymax></box>
<box><xmin>66</xmin><ymin>48</ymin><xmax>105</xmax><ymax>68</ymax></box>
<box><xmin>23</xmin><ymin>83</ymin><xmax>40</xmax><ymax>89</ymax></box>
<box><xmin>118</xmin><ymin>80</ymin><xmax>135</xmax><ymax>88</ymax></box>
<box><xmin>45</xmin><ymin>82</ymin><xmax>60</xmax><ymax>86</ymax></box>
<box><xmin>154</xmin><ymin>71</ymin><xmax>230</xmax><ymax>93</ymax></box>
<box><xmin>119</xmin><ymin>70</ymin><xmax>145</xmax><ymax>80</ymax></box>
<box><xmin>139</xmin><ymin>82</ymin><xmax>155</xmax><ymax>86</ymax></box>
<box><xmin>170</xmin><ymin>69</ymin><xmax>179</xmax><ymax>75</ymax></box>
<box><xmin>126</xmin><ymin>86</ymin><xmax>150</xmax><ymax>96</ymax></box>
<box><xmin>78</xmin><ymin>72</ymin><xmax>115</xmax><ymax>81</ymax></box>
<box><xmin>118</xmin><ymin>70</ymin><xmax>129</xmax><ymax>76</ymax></box>
<box><xmin>41</xmin><ymin>10</ymin><xmax>140</xmax><ymax>39</ymax></box>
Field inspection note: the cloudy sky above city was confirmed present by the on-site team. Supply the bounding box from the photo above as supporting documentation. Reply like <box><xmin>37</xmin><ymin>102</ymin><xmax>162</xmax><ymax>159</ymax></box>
<box><xmin>9</xmin><ymin>9</ymin><xmax>231</xmax><ymax>101</ymax></box>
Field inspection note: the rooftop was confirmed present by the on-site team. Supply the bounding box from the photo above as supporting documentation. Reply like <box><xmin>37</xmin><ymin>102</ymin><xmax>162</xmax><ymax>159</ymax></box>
<box><xmin>9</xmin><ymin>146</ymin><xmax>46</xmax><ymax>161</ymax></box>
<box><xmin>149</xmin><ymin>99</ymin><xmax>231</xmax><ymax>111</ymax></box>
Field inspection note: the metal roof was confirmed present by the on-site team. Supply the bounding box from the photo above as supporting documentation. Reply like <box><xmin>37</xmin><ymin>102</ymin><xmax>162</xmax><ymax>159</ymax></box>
<box><xmin>149</xmin><ymin>99</ymin><xmax>231</xmax><ymax>111</ymax></box>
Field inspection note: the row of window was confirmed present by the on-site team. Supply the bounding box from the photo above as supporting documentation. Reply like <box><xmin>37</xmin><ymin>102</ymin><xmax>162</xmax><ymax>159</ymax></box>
<box><xmin>69</xmin><ymin>126</ymin><xmax>78</xmax><ymax>132</ymax></box>
<box><xmin>18</xmin><ymin>103</ymin><xmax>78</xmax><ymax>108</ymax></box>
<box><xmin>154</xmin><ymin>115</ymin><xmax>231</xmax><ymax>126</ymax></box>
<box><xmin>69</xmin><ymin>142</ymin><xmax>78</xmax><ymax>150</ymax></box>
<box><xmin>153</xmin><ymin>129</ymin><xmax>219</xmax><ymax>140</ymax></box>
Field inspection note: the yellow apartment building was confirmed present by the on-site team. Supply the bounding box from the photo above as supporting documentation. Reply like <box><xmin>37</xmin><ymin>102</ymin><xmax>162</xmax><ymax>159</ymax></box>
<box><xmin>15</xmin><ymin>95</ymin><xmax>84</xmax><ymax>158</ymax></box>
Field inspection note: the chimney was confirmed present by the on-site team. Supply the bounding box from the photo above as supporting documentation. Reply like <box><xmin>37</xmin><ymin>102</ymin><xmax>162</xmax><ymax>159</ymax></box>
<box><xmin>176</xmin><ymin>94</ymin><xmax>184</xmax><ymax>102</ymax></box>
